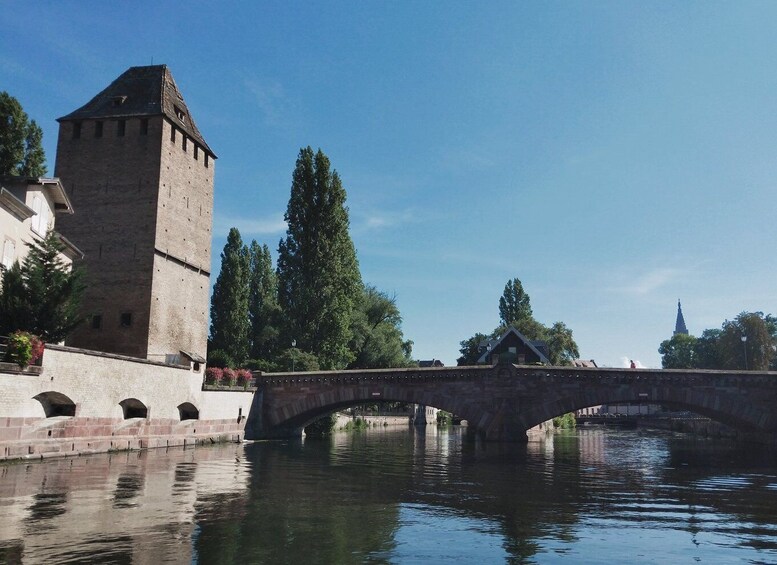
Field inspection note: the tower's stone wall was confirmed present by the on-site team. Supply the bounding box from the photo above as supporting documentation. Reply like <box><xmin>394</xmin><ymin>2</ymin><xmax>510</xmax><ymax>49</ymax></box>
<box><xmin>55</xmin><ymin>116</ymin><xmax>164</xmax><ymax>357</ymax></box>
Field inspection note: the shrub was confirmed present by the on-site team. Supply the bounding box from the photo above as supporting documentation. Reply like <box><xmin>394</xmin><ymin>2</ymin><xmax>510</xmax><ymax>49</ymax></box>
<box><xmin>236</xmin><ymin>368</ymin><xmax>252</xmax><ymax>388</ymax></box>
<box><xmin>5</xmin><ymin>331</ymin><xmax>44</xmax><ymax>368</ymax></box>
<box><xmin>222</xmin><ymin>367</ymin><xmax>237</xmax><ymax>387</ymax></box>
<box><xmin>207</xmin><ymin>349</ymin><xmax>234</xmax><ymax>369</ymax></box>
<box><xmin>244</xmin><ymin>358</ymin><xmax>275</xmax><ymax>372</ymax></box>
<box><xmin>205</xmin><ymin>366</ymin><xmax>223</xmax><ymax>385</ymax></box>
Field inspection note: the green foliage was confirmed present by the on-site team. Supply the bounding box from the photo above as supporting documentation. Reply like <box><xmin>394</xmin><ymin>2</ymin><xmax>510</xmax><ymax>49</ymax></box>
<box><xmin>659</xmin><ymin>333</ymin><xmax>698</xmax><ymax>369</ymax></box>
<box><xmin>244</xmin><ymin>358</ymin><xmax>275</xmax><ymax>372</ymax></box>
<box><xmin>552</xmin><ymin>412</ymin><xmax>576</xmax><ymax>429</ymax></box>
<box><xmin>5</xmin><ymin>331</ymin><xmax>33</xmax><ymax>367</ymax></box>
<box><xmin>437</xmin><ymin>410</ymin><xmax>452</xmax><ymax>425</ymax></box>
<box><xmin>277</xmin><ymin>147</ymin><xmax>362</xmax><ymax>370</ymax></box>
<box><xmin>694</xmin><ymin>328</ymin><xmax>723</xmax><ymax>369</ymax></box>
<box><xmin>720</xmin><ymin>312</ymin><xmax>775</xmax><ymax>371</ymax></box>
<box><xmin>209</xmin><ymin>228</ymin><xmax>250</xmax><ymax>364</ymax></box>
<box><xmin>499</xmin><ymin>278</ymin><xmax>532</xmax><ymax>326</ymax></box>
<box><xmin>207</xmin><ymin>349</ymin><xmax>234</xmax><ymax>369</ymax></box>
<box><xmin>658</xmin><ymin>312</ymin><xmax>776</xmax><ymax>371</ymax></box>
<box><xmin>276</xmin><ymin>347</ymin><xmax>320</xmax><ymax>372</ymax></box>
<box><xmin>0</xmin><ymin>92</ymin><xmax>47</xmax><ymax>176</ymax></box>
<box><xmin>304</xmin><ymin>413</ymin><xmax>337</xmax><ymax>437</ymax></box>
<box><xmin>459</xmin><ymin>277</ymin><xmax>580</xmax><ymax>366</ymax></box>
<box><xmin>0</xmin><ymin>233</ymin><xmax>84</xmax><ymax>342</ymax></box>
<box><xmin>248</xmin><ymin>241</ymin><xmax>282</xmax><ymax>360</ymax></box>
<box><xmin>349</xmin><ymin>286</ymin><xmax>414</xmax><ymax>369</ymax></box>
<box><xmin>457</xmin><ymin>332</ymin><xmax>492</xmax><ymax>365</ymax></box>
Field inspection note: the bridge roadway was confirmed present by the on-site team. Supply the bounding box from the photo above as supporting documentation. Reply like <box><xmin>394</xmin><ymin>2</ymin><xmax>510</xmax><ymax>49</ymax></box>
<box><xmin>244</xmin><ymin>363</ymin><xmax>777</xmax><ymax>442</ymax></box>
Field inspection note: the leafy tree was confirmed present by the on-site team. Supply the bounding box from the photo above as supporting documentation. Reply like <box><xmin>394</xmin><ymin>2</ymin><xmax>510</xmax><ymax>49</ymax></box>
<box><xmin>248</xmin><ymin>241</ymin><xmax>281</xmax><ymax>360</ymax></box>
<box><xmin>0</xmin><ymin>232</ymin><xmax>84</xmax><ymax>341</ymax></box>
<box><xmin>659</xmin><ymin>333</ymin><xmax>698</xmax><ymax>369</ymax></box>
<box><xmin>209</xmin><ymin>228</ymin><xmax>250</xmax><ymax>364</ymax></box>
<box><xmin>277</xmin><ymin>147</ymin><xmax>362</xmax><ymax>370</ymax></box>
<box><xmin>545</xmin><ymin>321</ymin><xmax>579</xmax><ymax>366</ymax></box>
<box><xmin>276</xmin><ymin>347</ymin><xmax>320</xmax><ymax>372</ymax></box>
<box><xmin>0</xmin><ymin>92</ymin><xmax>47</xmax><ymax>176</ymax></box>
<box><xmin>457</xmin><ymin>332</ymin><xmax>492</xmax><ymax>366</ymax></box>
<box><xmin>694</xmin><ymin>328</ymin><xmax>723</xmax><ymax>369</ymax></box>
<box><xmin>499</xmin><ymin>278</ymin><xmax>532</xmax><ymax>326</ymax></box>
<box><xmin>348</xmin><ymin>286</ymin><xmax>414</xmax><ymax>369</ymax></box>
<box><xmin>719</xmin><ymin>312</ymin><xmax>775</xmax><ymax>371</ymax></box>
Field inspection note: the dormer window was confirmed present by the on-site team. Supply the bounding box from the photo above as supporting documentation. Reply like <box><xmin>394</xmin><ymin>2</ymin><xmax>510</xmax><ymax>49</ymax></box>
<box><xmin>174</xmin><ymin>106</ymin><xmax>186</xmax><ymax>123</ymax></box>
<box><xmin>112</xmin><ymin>96</ymin><xmax>127</xmax><ymax>107</ymax></box>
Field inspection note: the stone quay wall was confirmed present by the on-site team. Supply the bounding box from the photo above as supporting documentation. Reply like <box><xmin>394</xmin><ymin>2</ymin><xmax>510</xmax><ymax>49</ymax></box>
<box><xmin>0</xmin><ymin>345</ymin><xmax>253</xmax><ymax>462</ymax></box>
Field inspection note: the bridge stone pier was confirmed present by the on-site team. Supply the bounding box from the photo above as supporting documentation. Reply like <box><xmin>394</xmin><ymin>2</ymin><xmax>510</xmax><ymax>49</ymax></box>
<box><xmin>244</xmin><ymin>363</ymin><xmax>777</xmax><ymax>442</ymax></box>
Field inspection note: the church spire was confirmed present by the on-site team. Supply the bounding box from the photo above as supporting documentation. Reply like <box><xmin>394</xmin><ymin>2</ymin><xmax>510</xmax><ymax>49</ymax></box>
<box><xmin>674</xmin><ymin>299</ymin><xmax>688</xmax><ymax>335</ymax></box>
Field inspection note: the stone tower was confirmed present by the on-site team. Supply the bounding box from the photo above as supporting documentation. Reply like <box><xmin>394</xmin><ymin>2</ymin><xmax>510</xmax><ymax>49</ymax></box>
<box><xmin>674</xmin><ymin>299</ymin><xmax>688</xmax><ymax>336</ymax></box>
<box><xmin>54</xmin><ymin>65</ymin><xmax>215</xmax><ymax>361</ymax></box>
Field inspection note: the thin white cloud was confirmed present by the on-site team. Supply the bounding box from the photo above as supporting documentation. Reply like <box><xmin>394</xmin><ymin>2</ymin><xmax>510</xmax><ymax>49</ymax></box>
<box><xmin>354</xmin><ymin>208</ymin><xmax>420</xmax><ymax>232</ymax></box>
<box><xmin>213</xmin><ymin>213</ymin><xmax>287</xmax><ymax>237</ymax></box>
<box><xmin>610</xmin><ymin>267</ymin><xmax>682</xmax><ymax>295</ymax></box>
<box><xmin>243</xmin><ymin>77</ymin><xmax>297</xmax><ymax>129</ymax></box>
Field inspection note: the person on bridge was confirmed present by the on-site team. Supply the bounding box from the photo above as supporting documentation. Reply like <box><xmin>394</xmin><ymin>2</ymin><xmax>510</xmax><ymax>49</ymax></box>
<box><xmin>630</xmin><ymin>360</ymin><xmax>636</xmax><ymax>369</ymax></box>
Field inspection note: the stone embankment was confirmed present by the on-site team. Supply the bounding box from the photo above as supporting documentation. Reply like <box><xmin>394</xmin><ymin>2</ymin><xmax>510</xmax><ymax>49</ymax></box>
<box><xmin>0</xmin><ymin>345</ymin><xmax>252</xmax><ymax>462</ymax></box>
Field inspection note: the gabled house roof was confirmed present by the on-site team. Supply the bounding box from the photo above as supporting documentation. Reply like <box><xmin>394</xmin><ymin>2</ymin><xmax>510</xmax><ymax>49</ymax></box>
<box><xmin>58</xmin><ymin>65</ymin><xmax>216</xmax><ymax>157</ymax></box>
<box><xmin>0</xmin><ymin>176</ymin><xmax>74</xmax><ymax>216</ymax></box>
<box><xmin>476</xmin><ymin>326</ymin><xmax>551</xmax><ymax>365</ymax></box>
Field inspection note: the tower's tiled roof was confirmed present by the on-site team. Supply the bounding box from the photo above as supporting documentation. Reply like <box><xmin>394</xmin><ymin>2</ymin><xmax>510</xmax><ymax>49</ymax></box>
<box><xmin>58</xmin><ymin>65</ymin><xmax>215</xmax><ymax>157</ymax></box>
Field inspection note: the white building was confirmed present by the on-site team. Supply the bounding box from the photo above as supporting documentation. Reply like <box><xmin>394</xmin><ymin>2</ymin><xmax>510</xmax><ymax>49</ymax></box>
<box><xmin>0</xmin><ymin>176</ymin><xmax>81</xmax><ymax>273</ymax></box>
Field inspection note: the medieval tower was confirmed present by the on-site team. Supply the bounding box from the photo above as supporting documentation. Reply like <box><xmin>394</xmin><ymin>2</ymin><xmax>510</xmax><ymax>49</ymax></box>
<box><xmin>54</xmin><ymin>65</ymin><xmax>215</xmax><ymax>361</ymax></box>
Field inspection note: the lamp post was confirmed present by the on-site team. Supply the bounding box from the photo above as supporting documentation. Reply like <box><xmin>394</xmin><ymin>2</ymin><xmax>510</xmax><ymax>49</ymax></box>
<box><xmin>741</xmin><ymin>335</ymin><xmax>748</xmax><ymax>371</ymax></box>
<box><xmin>291</xmin><ymin>340</ymin><xmax>296</xmax><ymax>372</ymax></box>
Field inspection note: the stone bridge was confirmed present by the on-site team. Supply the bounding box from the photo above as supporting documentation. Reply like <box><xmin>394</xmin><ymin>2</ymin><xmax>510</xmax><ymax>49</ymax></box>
<box><xmin>244</xmin><ymin>364</ymin><xmax>777</xmax><ymax>442</ymax></box>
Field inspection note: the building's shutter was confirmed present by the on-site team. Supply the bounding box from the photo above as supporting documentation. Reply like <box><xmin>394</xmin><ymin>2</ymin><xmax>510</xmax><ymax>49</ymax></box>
<box><xmin>1</xmin><ymin>240</ymin><xmax>15</xmax><ymax>269</ymax></box>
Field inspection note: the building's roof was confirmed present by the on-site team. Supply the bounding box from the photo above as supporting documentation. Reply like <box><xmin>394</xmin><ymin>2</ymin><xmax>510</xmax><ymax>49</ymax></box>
<box><xmin>0</xmin><ymin>176</ymin><xmax>73</xmax><ymax>215</ymax></box>
<box><xmin>572</xmin><ymin>359</ymin><xmax>598</xmax><ymax>368</ymax></box>
<box><xmin>476</xmin><ymin>326</ymin><xmax>550</xmax><ymax>365</ymax></box>
<box><xmin>418</xmin><ymin>359</ymin><xmax>444</xmax><ymax>367</ymax></box>
<box><xmin>57</xmin><ymin>65</ymin><xmax>215</xmax><ymax>157</ymax></box>
<box><xmin>674</xmin><ymin>299</ymin><xmax>688</xmax><ymax>335</ymax></box>
<box><xmin>54</xmin><ymin>231</ymin><xmax>84</xmax><ymax>260</ymax></box>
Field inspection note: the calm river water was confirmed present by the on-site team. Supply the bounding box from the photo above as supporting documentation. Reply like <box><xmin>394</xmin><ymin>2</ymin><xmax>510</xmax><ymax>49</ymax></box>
<box><xmin>2</xmin><ymin>426</ymin><xmax>777</xmax><ymax>564</ymax></box>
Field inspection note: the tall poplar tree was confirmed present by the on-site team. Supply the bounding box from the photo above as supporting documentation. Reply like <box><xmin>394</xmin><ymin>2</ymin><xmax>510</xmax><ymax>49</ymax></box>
<box><xmin>498</xmin><ymin>278</ymin><xmax>532</xmax><ymax>326</ymax></box>
<box><xmin>248</xmin><ymin>240</ymin><xmax>281</xmax><ymax>360</ymax></box>
<box><xmin>209</xmin><ymin>228</ymin><xmax>250</xmax><ymax>363</ymax></box>
<box><xmin>276</xmin><ymin>147</ymin><xmax>362</xmax><ymax>369</ymax></box>
<box><xmin>0</xmin><ymin>92</ymin><xmax>47</xmax><ymax>176</ymax></box>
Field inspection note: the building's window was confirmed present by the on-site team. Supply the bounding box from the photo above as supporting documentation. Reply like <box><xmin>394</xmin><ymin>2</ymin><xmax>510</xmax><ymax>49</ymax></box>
<box><xmin>204</xmin><ymin>154</ymin><xmax>209</xmax><ymax>168</ymax></box>
<box><xmin>72</xmin><ymin>122</ymin><xmax>82</xmax><ymax>139</ymax></box>
<box><xmin>2</xmin><ymin>239</ymin><xmax>15</xmax><ymax>269</ymax></box>
<box><xmin>112</xmin><ymin>95</ymin><xmax>127</xmax><ymax>107</ymax></box>
<box><xmin>140</xmin><ymin>119</ymin><xmax>148</xmax><ymax>135</ymax></box>
<box><xmin>120</xmin><ymin>312</ymin><xmax>132</xmax><ymax>327</ymax></box>
<box><xmin>182</xmin><ymin>135</ymin><xmax>187</xmax><ymax>152</ymax></box>
<box><xmin>194</xmin><ymin>145</ymin><xmax>199</xmax><ymax>160</ymax></box>
<box><xmin>31</xmin><ymin>195</ymin><xmax>49</xmax><ymax>236</ymax></box>
<box><xmin>174</xmin><ymin>106</ymin><xmax>186</xmax><ymax>123</ymax></box>
<box><xmin>95</xmin><ymin>121</ymin><xmax>103</xmax><ymax>138</ymax></box>
<box><xmin>117</xmin><ymin>120</ymin><xmax>126</xmax><ymax>137</ymax></box>
<box><xmin>91</xmin><ymin>315</ymin><xmax>102</xmax><ymax>329</ymax></box>
<box><xmin>170</xmin><ymin>125</ymin><xmax>176</xmax><ymax>142</ymax></box>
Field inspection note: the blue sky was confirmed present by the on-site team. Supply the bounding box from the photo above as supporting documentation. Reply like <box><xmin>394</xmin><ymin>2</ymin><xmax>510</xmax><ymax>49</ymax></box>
<box><xmin>2</xmin><ymin>2</ymin><xmax>775</xmax><ymax>368</ymax></box>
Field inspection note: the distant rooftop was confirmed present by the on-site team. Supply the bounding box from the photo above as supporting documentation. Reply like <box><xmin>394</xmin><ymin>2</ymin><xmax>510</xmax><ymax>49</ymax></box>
<box><xmin>58</xmin><ymin>65</ymin><xmax>215</xmax><ymax>157</ymax></box>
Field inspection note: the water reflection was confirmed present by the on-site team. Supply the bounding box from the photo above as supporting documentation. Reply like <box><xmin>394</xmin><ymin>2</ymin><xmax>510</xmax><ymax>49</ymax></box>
<box><xmin>0</xmin><ymin>427</ymin><xmax>777</xmax><ymax>563</ymax></box>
